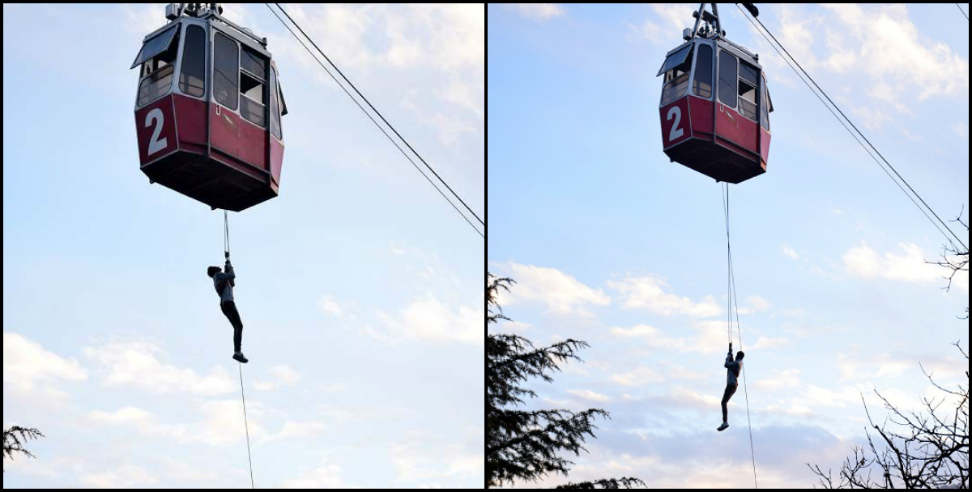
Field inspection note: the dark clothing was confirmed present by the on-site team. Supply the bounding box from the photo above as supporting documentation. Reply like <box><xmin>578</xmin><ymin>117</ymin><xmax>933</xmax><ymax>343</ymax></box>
<box><xmin>721</xmin><ymin>351</ymin><xmax>743</xmax><ymax>423</ymax></box>
<box><xmin>212</xmin><ymin>260</ymin><xmax>236</xmax><ymax>303</ymax></box>
<box><xmin>221</xmin><ymin>301</ymin><xmax>243</xmax><ymax>352</ymax></box>
<box><xmin>724</xmin><ymin>353</ymin><xmax>742</xmax><ymax>385</ymax></box>
<box><xmin>211</xmin><ymin>259</ymin><xmax>242</xmax><ymax>352</ymax></box>
<box><xmin>721</xmin><ymin>382</ymin><xmax>738</xmax><ymax>423</ymax></box>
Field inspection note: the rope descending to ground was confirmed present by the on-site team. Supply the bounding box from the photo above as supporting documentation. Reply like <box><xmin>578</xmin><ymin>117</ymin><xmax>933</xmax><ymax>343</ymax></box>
<box><xmin>239</xmin><ymin>363</ymin><xmax>254</xmax><ymax>488</ymax></box>
<box><xmin>722</xmin><ymin>183</ymin><xmax>758</xmax><ymax>488</ymax></box>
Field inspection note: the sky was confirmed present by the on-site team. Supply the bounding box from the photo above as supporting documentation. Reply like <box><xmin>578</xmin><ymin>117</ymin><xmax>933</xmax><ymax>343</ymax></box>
<box><xmin>488</xmin><ymin>3</ymin><xmax>968</xmax><ymax>488</ymax></box>
<box><xmin>3</xmin><ymin>3</ymin><xmax>483</xmax><ymax>488</ymax></box>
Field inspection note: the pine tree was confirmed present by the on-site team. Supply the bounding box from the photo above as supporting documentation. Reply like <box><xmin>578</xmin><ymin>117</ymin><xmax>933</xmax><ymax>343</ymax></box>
<box><xmin>486</xmin><ymin>274</ymin><xmax>643</xmax><ymax>488</ymax></box>
<box><xmin>3</xmin><ymin>426</ymin><xmax>44</xmax><ymax>471</ymax></box>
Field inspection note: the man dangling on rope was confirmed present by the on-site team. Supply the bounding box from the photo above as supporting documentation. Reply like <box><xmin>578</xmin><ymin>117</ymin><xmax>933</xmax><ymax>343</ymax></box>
<box><xmin>207</xmin><ymin>252</ymin><xmax>248</xmax><ymax>363</ymax></box>
<box><xmin>717</xmin><ymin>342</ymin><xmax>744</xmax><ymax>431</ymax></box>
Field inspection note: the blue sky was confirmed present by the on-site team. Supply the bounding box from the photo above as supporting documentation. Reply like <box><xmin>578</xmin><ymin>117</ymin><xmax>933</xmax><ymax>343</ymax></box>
<box><xmin>4</xmin><ymin>4</ymin><xmax>482</xmax><ymax>487</ymax></box>
<box><xmin>488</xmin><ymin>4</ymin><xmax>968</xmax><ymax>488</ymax></box>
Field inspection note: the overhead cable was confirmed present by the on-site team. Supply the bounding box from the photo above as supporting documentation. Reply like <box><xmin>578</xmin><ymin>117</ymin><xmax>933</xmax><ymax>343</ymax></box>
<box><xmin>737</xmin><ymin>4</ymin><xmax>968</xmax><ymax>251</ymax></box>
<box><xmin>266</xmin><ymin>3</ymin><xmax>484</xmax><ymax>238</ymax></box>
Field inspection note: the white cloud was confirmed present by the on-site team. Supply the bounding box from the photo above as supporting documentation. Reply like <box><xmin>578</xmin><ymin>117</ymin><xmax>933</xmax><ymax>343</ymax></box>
<box><xmin>837</xmin><ymin>352</ymin><xmax>914</xmax><ymax>381</ymax></box>
<box><xmin>843</xmin><ymin>242</ymin><xmax>964</xmax><ymax>291</ymax></box>
<box><xmin>83</xmin><ymin>341</ymin><xmax>236</xmax><ymax>395</ymax></box>
<box><xmin>953</xmin><ymin>122</ymin><xmax>969</xmax><ymax>140</ymax></box>
<box><xmin>121</xmin><ymin>4</ymin><xmax>165</xmax><ymax>38</ymax></box>
<box><xmin>609</xmin><ymin>320</ymin><xmax>729</xmax><ymax>355</ymax></box>
<box><xmin>265</xmin><ymin>420</ymin><xmax>328</xmax><ymax>443</ymax></box>
<box><xmin>282</xmin><ymin>457</ymin><xmax>345</xmax><ymax>488</ymax></box>
<box><xmin>498</xmin><ymin>262</ymin><xmax>610</xmax><ymax>315</ymax></box>
<box><xmin>89</xmin><ymin>406</ymin><xmax>154</xmax><ymax>425</ymax></box>
<box><xmin>610</xmin><ymin>324</ymin><xmax>690</xmax><ymax>352</ymax></box>
<box><xmin>376</xmin><ymin>296</ymin><xmax>482</xmax><ymax>344</ymax></box>
<box><xmin>510</xmin><ymin>4</ymin><xmax>565</xmax><ymax>21</ymax></box>
<box><xmin>254</xmin><ymin>364</ymin><xmax>301</xmax><ymax>391</ymax></box>
<box><xmin>769</xmin><ymin>4</ymin><xmax>969</xmax><ymax>128</ymax></box>
<box><xmin>610</xmin><ymin>366</ymin><xmax>665</xmax><ymax>386</ymax></box>
<box><xmin>638</xmin><ymin>5</ymin><xmax>692</xmax><ymax>43</ymax></box>
<box><xmin>827</xmin><ymin>4</ymin><xmax>968</xmax><ymax>100</ymax></box>
<box><xmin>88</xmin><ymin>406</ymin><xmax>191</xmax><ymax>443</ymax></box>
<box><xmin>567</xmin><ymin>388</ymin><xmax>612</xmax><ymax>403</ymax></box>
<box><xmin>283</xmin><ymin>5</ymin><xmax>482</xmax><ymax>71</ymax></box>
<box><xmin>491</xmin><ymin>319</ymin><xmax>531</xmax><ymax>333</ymax></box>
<box><xmin>610</xmin><ymin>324</ymin><xmax>662</xmax><ymax>338</ymax></box>
<box><xmin>802</xmin><ymin>384</ymin><xmax>861</xmax><ymax>408</ymax></box>
<box><xmin>389</xmin><ymin>439</ymin><xmax>482</xmax><ymax>487</ymax></box>
<box><xmin>749</xmin><ymin>336</ymin><xmax>789</xmax><ymax>350</ymax></box>
<box><xmin>843</xmin><ymin>242</ymin><xmax>881</xmax><ymax>277</ymax></box>
<box><xmin>3</xmin><ymin>332</ymin><xmax>87</xmax><ymax>396</ymax></box>
<box><xmin>754</xmin><ymin>368</ymin><xmax>801</xmax><ymax>391</ymax></box>
<box><xmin>195</xmin><ymin>399</ymin><xmax>267</xmax><ymax>446</ymax></box>
<box><xmin>87</xmin><ymin>399</ymin><xmax>266</xmax><ymax>447</ymax></box>
<box><xmin>737</xmin><ymin>295</ymin><xmax>772</xmax><ymax>315</ymax></box>
<box><xmin>280</xmin><ymin>5</ymin><xmax>483</xmax><ymax>146</ymax></box>
<box><xmin>607</xmin><ymin>275</ymin><xmax>720</xmax><ymax>317</ymax></box>
<box><xmin>782</xmin><ymin>245</ymin><xmax>800</xmax><ymax>260</ymax></box>
<box><xmin>81</xmin><ymin>465</ymin><xmax>158</xmax><ymax>488</ymax></box>
<box><xmin>318</xmin><ymin>295</ymin><xmax>343</xmax><ymax>317</ymax></box>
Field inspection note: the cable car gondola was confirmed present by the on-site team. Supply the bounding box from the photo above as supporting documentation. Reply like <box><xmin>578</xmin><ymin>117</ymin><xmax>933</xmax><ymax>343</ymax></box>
<box><xmin>131</xmin><ymin>3</ymin><xmax>288</xmax><ymax>211</ymax></box>
<box><xmin>657</xmin><ymin>3</ymin><xmax>772</xmax><ymax>184</ymax></box>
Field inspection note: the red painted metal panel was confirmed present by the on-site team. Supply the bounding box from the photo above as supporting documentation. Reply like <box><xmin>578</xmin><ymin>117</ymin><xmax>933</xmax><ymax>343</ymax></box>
<box><xmin>211</xmin><ymin>104</ymin><xmax>240</xmax><ymax>161</ymax></box>
<box><xmin>737</xmin><ymin>115</ymin><xmax>758</xmax><ymax>154</ymax></box>
<box><xmin>172</xmin><ymin>95</ymin><xmax>207</xmax><ymax>147</ymax></box>
<box><xmin>237</xmin><ymin>118</ymin><xmax>267</xmax><ymax>172</ymax></box>
<box><xmin>687</xmin><ymin>96</ymin><xmax>713</xmax><ymax>138</ymax></box>
<box><xmin>269</xmin><ymin>138</ymin><xmax>284</xmax><ymax>189</ymax></box>
<box><xmin>659</xmin><ymin>97</ymin><xmax>692</xmax><ymax>150</ymax></box>
<box><xmin>760</xmin><ymin>128</ymin><xmax>771</xmax><ymax>165</ymax></box>
<box><xmin>134</xmin><ymin>95</ymin><xmax>178</xmax><ymax>165</ymax></box>
<box><xmin>716</xmin><ymin>102</ymin><xmax>741</xmax><ymax>150</ymax></box>
<box><xmin>715</xmin><ymin>103</ymin><xmax>760</xmax><ymax>156</ymax></box>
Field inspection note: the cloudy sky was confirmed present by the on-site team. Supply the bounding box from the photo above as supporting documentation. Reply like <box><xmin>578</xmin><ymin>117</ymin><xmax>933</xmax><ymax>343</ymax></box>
<box><xmin>4</xmin><ymin>4</ymin><xmax>482</xmax><ymax>487</ymax></box>
<box><xmin>488</xmin><ymin>4</ymin><xmax>968</xmax><ymax>488</ymax></box>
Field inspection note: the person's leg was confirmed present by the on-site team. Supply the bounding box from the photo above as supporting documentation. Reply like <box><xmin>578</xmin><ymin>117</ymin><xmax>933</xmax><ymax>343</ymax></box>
<box><xmin>221</xmin><ymin>302</ymin><xmax>244</xmax><ymax>352</ymax></box>
<box><xmin>721</xmin><ymin>386</ymin><xmax>730</xmax><ymax>423</ymax></box>
<box><xmin>721</xmin><ymin>383</ymin><xmax>737</xmax><ymax>423</ymax></box>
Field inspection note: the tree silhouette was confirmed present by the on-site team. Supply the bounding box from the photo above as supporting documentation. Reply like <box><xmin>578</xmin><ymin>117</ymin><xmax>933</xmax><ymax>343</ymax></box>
<box><xmin>486</xmin><ymin>274</ymin><xmax>643</xmax><ymax>489</ymax></box>
<box><xmin>808</xmin><ymin>211</ymin><xmax>969</xmax><ymax>488</ymax></box>
<box><xmin>806</xmin><ymin>343</ymin><xmax>968</xmax><ymax>488</ymax></box>
<box><xmin>3</xmin><ymin>426</ymin><xmax>44</xmax><ymax>471</ymax></box>
<box><xmin>927</xmin><ymin>207</ymin><xmax>969</xmax><ymax>318</ymax></box>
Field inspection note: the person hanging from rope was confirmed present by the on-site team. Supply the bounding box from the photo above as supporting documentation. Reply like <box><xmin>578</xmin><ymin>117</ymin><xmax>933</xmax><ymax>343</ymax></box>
<box><xmin>207</xmin><ymin>251</ymin><xmax>248</xmax><ymax>363</ymax></box>
<box><xmin>717</xmin><ymin>342</ymin><xmax>744</xmax><ymax>431</ymax></box>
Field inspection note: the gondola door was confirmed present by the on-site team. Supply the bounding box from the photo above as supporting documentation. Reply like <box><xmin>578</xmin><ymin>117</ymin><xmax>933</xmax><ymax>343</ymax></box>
<box><xmin>210</xmin><ymin>29</ymin><xmax>242</xmax><ymax>166</ymax></box>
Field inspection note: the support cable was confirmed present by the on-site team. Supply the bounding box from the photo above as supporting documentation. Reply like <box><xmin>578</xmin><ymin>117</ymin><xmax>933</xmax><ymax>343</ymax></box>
<box><xmin>721</xmin><ymin>184</ymin><xmax>758</xmax><ymax>488</ymax></box>
<box><xmin>224</xmin><ymin>211</ymin><xmax>252</xmax><ymax>487</ymax></box>
<box><xmin>265</xmin><ymin>3</ymin><xmax>484</xmax><ymax>238</ymax></box>
<box><xmin>736</xmin><ymin>5</ymin><xmax>967</xmax><ymax>252</ymax></box>
<box><xmin>223</xmin><ymin>210</ymin><xmax>231</xmax><ymax>256</ymax></box>
<box><xmin>239</xmin><ymin>364</ymin><xmax>255</xmax><ymax>488</ymax></box>
<box><xmin>957</xmin><ymin>3</ymin><xmax>969</xmax><ymax>21</ymax></box>
<box><xmin>735</xmin><ymin>6</ymin><xmax>956</xmax><ymax>251</ymax></box>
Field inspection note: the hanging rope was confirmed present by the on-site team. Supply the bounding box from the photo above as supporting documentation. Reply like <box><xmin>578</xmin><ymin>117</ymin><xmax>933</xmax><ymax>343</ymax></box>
<box><xmin>238</xmin><ymin>363</ymin><xmax>255</xmax><ymax>488</ymax></box>
<box><xmin>722</xmin><ymin>185</ymin><xmax>733</xmax><ymax>346</ymax></box>
<box><xmin>223</xmin><ymin>210</ymin><xmax>231</xmax><ymax>257</ymax></box>
<box><xmin>721</xmin><ymin>184</ymin><xmax>758</xmax><ymax>488</ymax></box>
<box><xmin>223</xmin><ymin>210</ymin><xmax>250</xmax><ymax>486</ymax></box>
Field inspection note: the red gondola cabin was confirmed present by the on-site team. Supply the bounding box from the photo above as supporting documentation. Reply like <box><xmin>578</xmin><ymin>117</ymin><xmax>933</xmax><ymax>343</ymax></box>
<box><xmin>132</xmin><ymin>3</ymin><xmax>288</xmax><ymax>211</ymax></box>
<box><xmin>657</xmin><ymin>7</ymin><xmax>772</xmax><ymax>184</ymax></box>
